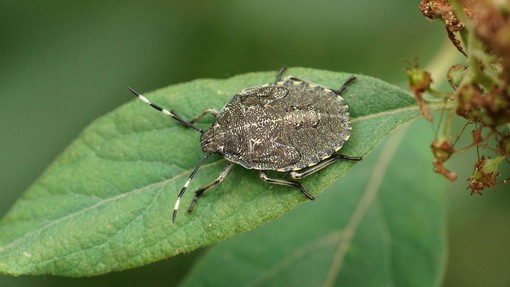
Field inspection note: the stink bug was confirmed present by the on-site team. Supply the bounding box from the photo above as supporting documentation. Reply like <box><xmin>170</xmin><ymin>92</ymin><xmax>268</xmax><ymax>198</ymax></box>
<box><xmin>129</xmin><ymin>68</ymin><xmax>362</xmax><ymax>222</ymax></box>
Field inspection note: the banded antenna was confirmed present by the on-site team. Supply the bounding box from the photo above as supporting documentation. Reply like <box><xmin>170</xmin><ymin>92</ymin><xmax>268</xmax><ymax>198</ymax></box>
<box><xmin>128</xmin><ymin>87</ymin><xmax>204</xmax><ymax>133</ymax></box>
<box><xmin>173</xmin><ymin>153</ymin><xmax>211</xmax><ymax>223</ymax></box>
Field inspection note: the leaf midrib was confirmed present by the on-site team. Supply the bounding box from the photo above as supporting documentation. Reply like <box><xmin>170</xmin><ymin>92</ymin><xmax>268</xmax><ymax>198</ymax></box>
<box><xmin>248</xmin><ymin>124</ymin><xmax>409</xmax><ymax>287</ymax></box>
<box><xmin>323</xmin><ymin>124</ymin><xmax>408</xmax><ymax>286</ymax></box>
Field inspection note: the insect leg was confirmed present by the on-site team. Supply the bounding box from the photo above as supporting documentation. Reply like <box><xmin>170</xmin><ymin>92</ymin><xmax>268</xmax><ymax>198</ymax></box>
<box><xmin>259</xmin><ymin>171</ymin><xmax>315</xmax><ymax>200</ymax></box>
<box><xmin>289</xmin><ymin>154</ymin><xmax>362</xmax><ymax>180</ymax></box>
<box><xmin>128</xmin><ymin>87</ymin><xmax>204</xmax><ymax>133</ymax></box>
<box><xmin>335</xmin><ymin>75</ymin><xmax>357</xmax><ymax>95</ymax></box>
<box><xmin>188</xmin><ymin>108</ymin><xmax>219</xmax><ymax>124</ymax></box>
<box><xmin>275</xmin><ymin>67</ymin><xmax>288</xmax><ymax>83</ymax></box>
<box><xmin>188</xmin><ymin>162</ymin><xmax>234</xmax><ymax>213</ymax></box>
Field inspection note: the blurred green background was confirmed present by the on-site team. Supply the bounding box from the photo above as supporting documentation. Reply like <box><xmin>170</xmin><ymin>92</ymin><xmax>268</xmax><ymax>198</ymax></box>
<box><xmin>1</xmin><ymin>0</ymin><xmax>509</xmax><ymax>286</ymax></box>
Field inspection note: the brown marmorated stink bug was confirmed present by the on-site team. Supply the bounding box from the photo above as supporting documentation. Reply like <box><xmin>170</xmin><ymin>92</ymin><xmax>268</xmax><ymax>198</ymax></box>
<box><xmin>129</xmin><ymin>67</ymin><xmax>362</xmax><ymax>222</ymax></box>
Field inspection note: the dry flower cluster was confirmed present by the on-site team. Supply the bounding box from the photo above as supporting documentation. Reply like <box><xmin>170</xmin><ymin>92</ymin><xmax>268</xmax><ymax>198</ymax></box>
<box><xmin>408</xmin><ymin>0</ymin><xmax>509</xmax><ymax>194</ymax></box>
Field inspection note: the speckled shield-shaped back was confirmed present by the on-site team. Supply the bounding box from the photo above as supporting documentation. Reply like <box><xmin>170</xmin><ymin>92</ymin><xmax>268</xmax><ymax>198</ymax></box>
<box><xmin>204</xmin><ymin>76</ymin><xmax>352</xmax><ymax>171</ymax></box>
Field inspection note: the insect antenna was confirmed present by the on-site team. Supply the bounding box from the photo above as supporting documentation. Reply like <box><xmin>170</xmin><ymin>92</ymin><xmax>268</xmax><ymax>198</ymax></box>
<box><xmin>128</xmin><ymin>87</ymin><xmax>204</xmax><ymax>133</ymax></box>
<box><xmin>173</xmin><ymin>153</ymin><xmax>211</xmax><ymax>223</ymax></box>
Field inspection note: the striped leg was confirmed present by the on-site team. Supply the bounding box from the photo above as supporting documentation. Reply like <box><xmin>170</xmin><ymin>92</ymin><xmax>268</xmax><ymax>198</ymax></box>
<box><xmin>289</xmin><ymin>154</ymin><xmax>362</xmax><ymax>180</ymax></box>
<box><xmin>187</xmin><ymin>162</ymin><xmax>234</xmax><ymax>213</ymax></box>
<box><xmin>259</xmin><ymin>170</ymin><xmax>315</xmax><ymax>200</ymax></box>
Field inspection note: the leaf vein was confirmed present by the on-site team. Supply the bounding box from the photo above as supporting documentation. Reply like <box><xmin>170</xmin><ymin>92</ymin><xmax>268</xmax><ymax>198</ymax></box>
<box><xmin>323</xmin><ymin>124</ymin><xmax>408</xmax><ymax>286</ymax></box>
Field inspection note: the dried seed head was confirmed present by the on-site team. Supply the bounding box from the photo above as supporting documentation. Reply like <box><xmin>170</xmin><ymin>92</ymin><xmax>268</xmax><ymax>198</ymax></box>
<box><xmin>467</xmin><ymin>156</ymin><xmax>505</xmax><ymax>194</ymax></box>
<box><xmin>431</xmin><ymin>137</ymin><xmax>458</xmax><ymax>181</ymax></box>
<box><xmin>407</xmin><ymin>66</ymin><xmax>432</xmax><ymax>89</ymax></box>
<box><xmin>419</xmin><ymin>0</ymin><xmax>469</xmax><ymax>55</ymax></box>
<box><xmin>431</xmin><ymin>137</ymin><xmax>454</xmax><ymax>163</ymax></box>
<box><xmin>456</xmin><ymin>84</ymin><xmax>510</xmax><ymax>126</ymax></box>
<box><xmin>483</xmin><ymin>87</ymin><xmax>510</xmax><ymax>126</ymax></box>
<box><xmin>455</xmin><ymin>83</ymin><xmax>484</xmax><ymax>121</ymax></box>
<box><xmin>416</xmin><ymin>0</ymin><xmax>510</xmax><ymax>191</ymax></box>
<box><xmin>467</xmin><ymin>0</ymin><xmax>510</xmax><ymax>84</ymax></box>
<box><xmin>407</xmin><ymin>65</ymin><xmax>433</xmax><ymax>121</ymax></box>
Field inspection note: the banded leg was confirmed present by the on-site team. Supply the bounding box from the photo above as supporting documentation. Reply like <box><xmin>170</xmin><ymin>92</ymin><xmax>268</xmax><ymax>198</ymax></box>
<box><xmin>259</xmin><ymin>171</ymin><xmax>315</xmax><ymax>200</ymax></box>
<box><xmin>188</xmin><ymin>162</ymin><xmax>234</xmax><ymax>213</ymax></box>
<box><xmin>290</xmin><ymin>154</ymin><xmax>362</xmax><ymax>180</ymax></box>
<box><xmin>335</xmin><ymin>75</ymin><xmax>356</xmax><ymax>95</ymax></box>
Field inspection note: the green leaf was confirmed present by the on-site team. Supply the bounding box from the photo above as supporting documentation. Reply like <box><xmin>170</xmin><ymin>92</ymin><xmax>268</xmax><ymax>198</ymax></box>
<box><xmin>179</xmin><ymin>120</ymin><xmax>447</xmax><ymax>287</ymax></box>
<box><xmin>0</xmin><ymin>68</ymin><xmax>420</xmax><ymax>276</ymax></box>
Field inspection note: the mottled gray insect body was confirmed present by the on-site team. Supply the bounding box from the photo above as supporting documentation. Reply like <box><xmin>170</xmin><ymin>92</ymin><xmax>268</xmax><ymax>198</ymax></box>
<box><xmin>202</xmin><ymin>76</ymin><xmax>352</xmax><ymax>172</ymax></box>
<box><xmin>130</xmin><ymin>68</ymin><xmax>361</xmax><ymax>223</ymax></box>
